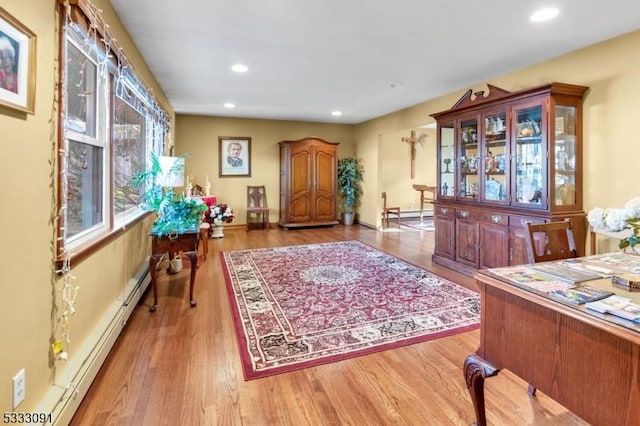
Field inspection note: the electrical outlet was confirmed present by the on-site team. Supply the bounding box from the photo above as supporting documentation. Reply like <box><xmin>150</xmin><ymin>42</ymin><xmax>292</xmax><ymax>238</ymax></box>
<box><xmin>13</xmin><ymin>369</ymin><xmax>25</xmax><ymax>409</ymax></box>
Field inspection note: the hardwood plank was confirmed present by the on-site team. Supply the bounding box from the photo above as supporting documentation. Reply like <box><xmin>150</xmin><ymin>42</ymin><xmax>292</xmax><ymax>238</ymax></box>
<box><xmin>70</xmin><ymin>225</ymin><xmax>587</xmax><ymax>425</ymax></box>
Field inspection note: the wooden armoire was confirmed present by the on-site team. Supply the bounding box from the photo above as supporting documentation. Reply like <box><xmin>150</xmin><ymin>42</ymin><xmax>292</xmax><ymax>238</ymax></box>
<box><xmin>278</xmin><ymin>137</ymin><xmax>339</xmax><ymax>228</ymax></box>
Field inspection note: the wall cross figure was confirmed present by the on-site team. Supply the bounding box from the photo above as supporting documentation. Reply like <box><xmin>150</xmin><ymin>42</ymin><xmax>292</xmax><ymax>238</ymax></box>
<box><xmin>401</xmin><ymin>130</ymin><xmax>428</xmax><ymax>179</ymax></box>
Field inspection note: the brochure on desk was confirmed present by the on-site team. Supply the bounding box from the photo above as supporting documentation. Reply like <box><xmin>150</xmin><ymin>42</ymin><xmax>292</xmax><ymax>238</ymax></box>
<box><xmin>547</xmin><ymin>285</ymin><xmax>614</xmax><ymax>305</ymax></box>
<box><xmin>528</xmin><ymin>262</ymin><xmax>604</xmax><ymax>284</ymax></box>
<box><xmin>585</xmin><ymin>295</ymin><xmax>640</xmax><ymax>322</ymax></box>
<box><xmin>485</xmin><ymin>265</ymin><xmax>574</xmax><ymax>293</ymax></box>
<box><xmin>560</xmin><ymin>252</ymin><xmax>640</xmax><ymax>275</ymax></box>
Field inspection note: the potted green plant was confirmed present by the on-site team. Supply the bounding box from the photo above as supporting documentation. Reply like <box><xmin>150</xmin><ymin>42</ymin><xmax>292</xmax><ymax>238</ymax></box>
<box><xmin>337</xmin><ymin>157</ymin><xmax>364</xmax><ymax>225</ymax></box>
<box><xmin>130</xmin><ymin>152</ymin><xmax>207</xmax><ymax>235</ymax></box>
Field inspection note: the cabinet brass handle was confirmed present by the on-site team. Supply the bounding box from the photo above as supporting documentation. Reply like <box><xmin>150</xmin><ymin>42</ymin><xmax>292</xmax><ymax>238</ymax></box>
<box><xmin>460</xmin><ymin>210</ymin><xmax>469</xmax><ymax>218</ymax></box>
<box><xmin>491</xmin><ymin>215</ymin><xmax>503</xmax><ymax>224</ymax></box>
<box><xmin>441</xmin><ymin>208</ymin><xmax>449</xmax><ymax>214</ymax></box>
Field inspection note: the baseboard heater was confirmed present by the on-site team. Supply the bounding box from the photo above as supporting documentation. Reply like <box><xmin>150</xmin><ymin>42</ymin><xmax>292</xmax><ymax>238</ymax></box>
<box><xmin>37</xmin><ymin>262</ymin><xmax>151</xmax><ymax>425</ymax></box>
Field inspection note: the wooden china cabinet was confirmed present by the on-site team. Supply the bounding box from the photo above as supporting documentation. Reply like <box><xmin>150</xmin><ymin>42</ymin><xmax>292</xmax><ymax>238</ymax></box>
<box><xmin>278</xmin><ymin>137</ymin><xmax>339</xmax><ymax>228</ymax></box>
<box><xmin>431</xmin><ymin>82</ymin><xmax>588</xmax><ymax>276</ymax></box>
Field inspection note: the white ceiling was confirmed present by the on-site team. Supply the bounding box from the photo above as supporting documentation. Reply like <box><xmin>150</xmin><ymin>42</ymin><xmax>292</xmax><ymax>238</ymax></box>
<box><xmin>109</xmin><ymin>0</ymin><xmax>640</xmax><ymax>124</ymax></box>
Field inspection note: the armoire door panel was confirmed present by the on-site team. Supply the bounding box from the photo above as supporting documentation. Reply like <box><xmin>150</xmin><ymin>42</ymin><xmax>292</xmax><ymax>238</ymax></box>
<box><xmin>290</xmin><ymin>196</ymin><xmax>312</xmax><ymax>222</ymax></box>
<box><xmin>290</xmin><ymin>150</ymin><xmax>311</xmax><ymax>196</ymax></box>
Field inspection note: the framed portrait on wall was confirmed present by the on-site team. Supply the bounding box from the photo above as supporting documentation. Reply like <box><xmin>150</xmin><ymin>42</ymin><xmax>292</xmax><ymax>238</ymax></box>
<box><xmin>219</xmin><ymin>136</ymin><xmax>251</xmax><ymax>177</ymax></box>
<box><xmin>0</xmin><ymin>7</ymin><xmax>36</xmax><ymax>114</ymax></box>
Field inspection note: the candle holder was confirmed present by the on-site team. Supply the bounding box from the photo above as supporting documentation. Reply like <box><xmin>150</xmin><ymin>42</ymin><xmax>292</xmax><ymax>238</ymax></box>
<box><xmin>443</xmin><ymin>158</ymin><xmax>452</xmax><ymax>173</ymax></box>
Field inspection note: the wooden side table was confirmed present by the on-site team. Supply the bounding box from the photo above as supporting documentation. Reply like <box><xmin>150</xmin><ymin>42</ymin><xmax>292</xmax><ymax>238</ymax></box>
<box><xmin>412</xmin><ymin>184</ymin><xmax>436</xmax><ymax>222</ymax></box>
<box><xmin>149</xmin><ymin>230</ymin><xmax>199</xmax><ymax>312</ymax></box>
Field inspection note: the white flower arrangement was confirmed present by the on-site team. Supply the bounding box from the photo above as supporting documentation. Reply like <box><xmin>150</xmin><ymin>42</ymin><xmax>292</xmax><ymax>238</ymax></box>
<box><xmin>588</xmin><ymin>196</ymin><xmax>640</xmax><ymax>249</ymax></box>
<box><xmin>207</xmin><ymin>204</ymin><xmax>235</xmax><ymax>226</ymax></box>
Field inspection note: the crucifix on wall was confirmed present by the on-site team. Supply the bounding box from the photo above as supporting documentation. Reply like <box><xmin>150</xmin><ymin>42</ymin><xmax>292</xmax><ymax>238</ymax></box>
<box><xmin>401</xmin><ymin>130</ymin><xmax>428</xmax><ymax>179</ymax></box>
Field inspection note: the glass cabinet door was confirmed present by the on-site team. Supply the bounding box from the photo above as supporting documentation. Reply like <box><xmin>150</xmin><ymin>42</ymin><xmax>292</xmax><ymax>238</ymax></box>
<box><xmin>459</xmin><ymin>117</ymin><xmax>479</xmax><ymax>200</ymax></box>
<box><xmin>482</xmin><ymin>111</ymin><xmax>508</xmax><ymax>204</ymax></box>
<box><xmin>439</xmin><ymin>123</ymin><xmax>455</xmax><ymax>197</ymax></box>
<box><xmin>513</xmin><ymin>104</ymin><xmax>545</xmax><ymax>209</ymax></box>
<box><xmin>553</xmin><ymin>105</ymin><xmax>577</xmax><ymax>207</ymax></box>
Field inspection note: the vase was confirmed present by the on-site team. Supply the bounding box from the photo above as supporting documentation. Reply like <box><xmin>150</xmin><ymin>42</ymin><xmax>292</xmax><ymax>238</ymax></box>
<box><xmin>212</xmin><ymin>224</ymin><xmax>224</xmax><ymax>239</ymax></box>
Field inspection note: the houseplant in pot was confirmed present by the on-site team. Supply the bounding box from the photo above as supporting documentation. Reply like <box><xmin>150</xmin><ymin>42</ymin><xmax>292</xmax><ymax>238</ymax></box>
<box><xmin>130</xmin><ymin>152</ymin><xmax>208</xmax><ymax>236</ymax></box>
<box><xmin>337</xmin><ymin>156</ymin><xmax>364</xmax><ymax>225</ymax></box>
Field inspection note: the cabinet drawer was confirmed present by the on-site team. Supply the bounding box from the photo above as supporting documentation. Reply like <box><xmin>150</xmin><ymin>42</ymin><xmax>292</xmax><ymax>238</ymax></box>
<box><xmin>456</xmin><ymin>208</ymin><xmax>508</xmax><ymax>225</ymax></box>
<box><xmin>456</xmin><ymin>208</ymin><xmax>503</xmax><ymax>222</ymax></box>
<box><xmin>477</xmin><ymin>211</ymin><xmax>508</xmax><ymax>226</ymax></box>
<box><xmin>435</xmin><ymin>205</ymin><xmax>455</xmax><ymax>218</ymax></box>
<box><xmin>456</xmin><ymin>208</ymin><xmax>479</xmax><ymax>221</ymax></box>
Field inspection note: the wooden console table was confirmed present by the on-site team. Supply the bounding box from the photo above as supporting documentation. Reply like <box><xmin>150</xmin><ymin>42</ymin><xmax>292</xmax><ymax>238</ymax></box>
<box><xmin>149</xmin><ymin>230</ymin><xmax>199</xmax><ymax>312</ymax></box>
<box><xmin>465</xmin><ymin>269</ymin><xmax>640</xmax><ymax>425</ymax></box>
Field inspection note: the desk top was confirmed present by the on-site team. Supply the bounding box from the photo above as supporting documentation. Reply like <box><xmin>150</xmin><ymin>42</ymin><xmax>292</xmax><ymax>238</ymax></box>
<box><xmin>476</xmin><ymin>251</ymin><xmax>640</xmax><ymax>339</ymax></box>
<box><xmin>151</xmin><ymin>229</ymin><xmax>199</xmax><ymax>238</ymax></box>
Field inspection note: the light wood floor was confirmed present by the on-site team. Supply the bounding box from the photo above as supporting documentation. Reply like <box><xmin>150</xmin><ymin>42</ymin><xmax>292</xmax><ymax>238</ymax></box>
<box><xmin>70</xmin><ymin>225</ymin><xmax>587</xmax><ymax>425</ymax></box>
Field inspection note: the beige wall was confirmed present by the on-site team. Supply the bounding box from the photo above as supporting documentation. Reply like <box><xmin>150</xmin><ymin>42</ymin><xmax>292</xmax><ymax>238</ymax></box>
<box><xmin>2</xmin><ymin>0</ymin><xmax>640</xmax><ymax>419</ymax></box>
<box><xmin>379</xmin><ymin>128</ymin><xmax>437</xmax><ymax>213</ymax></box>
<box><xmin>176</xmin><ymin>115</ymin><xmax>356</xmax><ymax>224</ymax></box>
<box><xmin>0</xmin><ymin>0</ymin><xmax>173</xmax><ymax>420</ymax></box>
<box><xmin>356</xmin><ymin>30</ymin><xmax>640</xmax><ymax>230</ymax></box>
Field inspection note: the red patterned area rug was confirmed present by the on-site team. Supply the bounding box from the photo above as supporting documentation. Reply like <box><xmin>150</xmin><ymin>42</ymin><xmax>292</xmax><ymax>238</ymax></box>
<box><xmin>220</xmin><ymin>241</ymin><xmax>479</xmax><ymax>380</ymax></box>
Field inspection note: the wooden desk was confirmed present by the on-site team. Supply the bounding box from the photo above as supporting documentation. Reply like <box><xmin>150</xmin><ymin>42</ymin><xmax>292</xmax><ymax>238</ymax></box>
<box><xmin>149</xmin><ymin>230</ymin><xmax>199</xmax><ymax>312</ymax></box>
<box><xmin>412</xmin><ymin>184</ymin><xmax>436</xmax><ymax>221</ymax></box>
<box><xmin>465</xmin><ymin>270</ymin><xmax>640</xmax><ymax>425</ymax></box>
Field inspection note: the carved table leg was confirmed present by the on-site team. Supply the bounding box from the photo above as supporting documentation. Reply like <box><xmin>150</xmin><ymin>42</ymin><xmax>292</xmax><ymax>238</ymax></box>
<box><xmin>464</xmin><ymin>354</ymin><xmax>499</xmax><ymax>426</ymax></box>
<box><xmin>149</xmin><ymin>255</ymin><xmax>159</xmax><ymax>312</ymax></box>
<box><xmin>186</xmin><ymin>251</ymin><xmax>198</xmax><ymax>307</ymax></box>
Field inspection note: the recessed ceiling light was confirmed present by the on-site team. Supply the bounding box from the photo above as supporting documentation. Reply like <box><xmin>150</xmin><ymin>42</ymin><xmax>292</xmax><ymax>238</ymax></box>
<box><xmin>224</xmin><ymin>102</ymin><xmax>235</xmax><ymax>109</ymax></box>
<box><xmin>331</xmin><ymin>111</ymin><xmax>342</xmax><ymax>116</ymax></box>
<box><xmin>530</xmin><ymin>7</ymin><xmax>559</xmax><ymax>22</ymax></box>
<box><xmin>231</xmin><ymin>64</ymin><xmax>248</xmax><ymax>73</ymax></box>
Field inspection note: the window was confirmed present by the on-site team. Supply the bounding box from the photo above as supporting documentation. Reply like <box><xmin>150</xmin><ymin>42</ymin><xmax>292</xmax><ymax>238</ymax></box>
<box><xmin>113</xmin><ymin>88</ymin><xmax>147</xmax><ymax>217</ymax></box>
<box><xmin>60</xmin><ymin>14</ymin><xmax>169</xmax><ymax>258</ymax></box>
<box><xmin>63</xmin><ymin>35</ymin><xmax>109</xmax><ymax>245</ymax></box>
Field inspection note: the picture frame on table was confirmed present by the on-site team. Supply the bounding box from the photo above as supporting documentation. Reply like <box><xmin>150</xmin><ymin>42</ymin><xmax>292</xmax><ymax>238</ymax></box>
<box><xmin>0</xmin><ymin>7</ymin><xmax>36</xmax><ymax>114</ymax></box>
<box><xmin>219</xmin><ymin>136</ymin><xmax>251</xmax><ymax>177</ymax></box>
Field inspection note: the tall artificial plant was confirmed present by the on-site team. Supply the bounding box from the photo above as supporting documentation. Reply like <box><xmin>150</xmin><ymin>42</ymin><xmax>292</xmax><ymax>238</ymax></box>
<box><xmin>337</xmin><ymin>157</ymin><xmax>364</xmax><ymax>212</ymax></box>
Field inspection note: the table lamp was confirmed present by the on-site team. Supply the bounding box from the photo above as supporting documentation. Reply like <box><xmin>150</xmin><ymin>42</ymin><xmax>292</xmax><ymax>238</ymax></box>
<box><xmin>158</xmin><ymin>155</ymin><xmax>185</xmax><ymax>188</ymax></box>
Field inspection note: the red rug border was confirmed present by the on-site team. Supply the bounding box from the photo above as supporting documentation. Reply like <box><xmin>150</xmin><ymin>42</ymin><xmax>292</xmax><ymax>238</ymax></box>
<box><xmin>219</xmin><ymin>241</ymin><xmax>479</xmax><ymax>381</ymax></box>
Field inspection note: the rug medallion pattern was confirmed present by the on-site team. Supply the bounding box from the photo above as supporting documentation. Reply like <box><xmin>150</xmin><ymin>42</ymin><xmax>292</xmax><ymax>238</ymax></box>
<box><xmin>221</xmin><ymin>240</ymin><xmax>479</xmax><ymax>379</ymax></box>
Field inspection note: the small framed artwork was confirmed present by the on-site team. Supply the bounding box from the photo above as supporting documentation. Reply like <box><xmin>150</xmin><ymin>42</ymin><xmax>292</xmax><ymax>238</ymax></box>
<box><xmin>0</xmin><ymin>7</ymin><xmax>36</xmax><ymax>114</ymax></box>
<box><xmin>219</xmin><ymin>136</ymin><xmax>251</xmax><ymax>177</ymax></box>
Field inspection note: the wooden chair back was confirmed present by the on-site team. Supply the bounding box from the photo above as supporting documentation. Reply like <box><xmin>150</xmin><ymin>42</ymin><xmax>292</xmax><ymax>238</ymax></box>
<box><xmin>381</xmin><ymin>192</ymin><xmax>401</xmax><ymax>228</ymax></box>
<box><xmin>247</xmin><ymin>186</ymin><xmax>268</xmax><ymax>209</ymax></box>
<box><xmin>523</xmin><ymin>219</ymin><xmax>577</xmax><ymax>263</ymax></box>
<box><xmin>246</xmin><ymin>186</ymin><xmax>269</xmax><ymax>230</ymax></box>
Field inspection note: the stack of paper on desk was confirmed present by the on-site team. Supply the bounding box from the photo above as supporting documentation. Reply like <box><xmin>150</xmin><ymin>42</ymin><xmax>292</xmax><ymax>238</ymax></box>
<box><xmin>585</xmin><ymin>295</ymin><xmax>640</xmax><ymax>322</ymax></box>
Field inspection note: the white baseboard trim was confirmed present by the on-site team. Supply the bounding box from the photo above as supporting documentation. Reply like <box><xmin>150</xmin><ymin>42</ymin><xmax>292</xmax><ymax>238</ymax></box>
<box><xmin>37</xmin><ymin>262</ymin><xmax>150</xmax><ymax>425</ymax></box>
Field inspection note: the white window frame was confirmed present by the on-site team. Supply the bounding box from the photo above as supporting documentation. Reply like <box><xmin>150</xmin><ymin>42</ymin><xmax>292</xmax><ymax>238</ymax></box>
<box><xmin>60</xmin><ymin>20</ymin><xmax>169</xmax><ymax>258</ymax></box>
<box><xmin>63</xmin><ymin>31</ymin><xmax>112</xmax><ymax>252</ymax></box>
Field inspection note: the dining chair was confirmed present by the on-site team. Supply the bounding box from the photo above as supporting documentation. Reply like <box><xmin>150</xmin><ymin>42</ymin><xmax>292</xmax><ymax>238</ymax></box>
<box><xmin>246</xmin><ymin>186</ymin><xmax>269</xmax><ymax>230</ymax></box>
<box><xmin>523</xmin><ymin>219</ymin><xmax>578</xmax><ymax>264</ymax></box>
<box><xmin>381</xmin><ymin>192</ymin><xmax>401</xmax><ymax>229</ymax></box>
<box><xmin>523</xmin><ymin>218</ymin><xmax>578</xmax><ymax>395</ymax></box>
